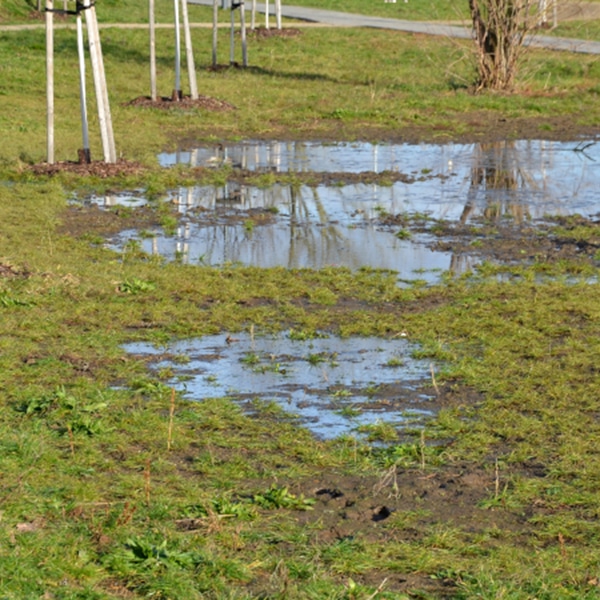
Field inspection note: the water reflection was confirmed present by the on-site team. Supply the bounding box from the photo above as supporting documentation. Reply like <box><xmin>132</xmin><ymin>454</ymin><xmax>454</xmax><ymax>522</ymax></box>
<box><xmin>111</xmin><ymin>183</ymin><xmax>455</xmax><ymax>279</ymax></box>
<box><xmin>123</xmin><ymin>332</ymin><xmax>435</xmax><ymax>440</ymax></box>
<box><xmin>159</xmin><ymin>141</ymin><xmax>409</xmax><ymax>173</ymax></box>
<box><xmin>87</xmin><ymin>139</ymin><xmax>600</xmax><ymax>277</ymax></box>
<box><xmin>154</xmin><ymin>139</ymin><xmax>600</xmax><ymax>219</ymax></box>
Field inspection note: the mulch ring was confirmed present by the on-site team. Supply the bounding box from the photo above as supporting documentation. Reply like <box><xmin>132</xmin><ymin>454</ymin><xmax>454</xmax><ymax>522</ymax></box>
<box><xmin>248</xmin><ymin>26</ymin><xmax>302</xmax><ymax>39</ymax></box>
<box><xmin>126</xmin><ymin>95</ymin><xmax>236</xmax><ymax>112</ymax></box>
<box><xmin>30</xmin><ymin>158</ymin><xmax>147</xmax><ymax>178</ymax></box>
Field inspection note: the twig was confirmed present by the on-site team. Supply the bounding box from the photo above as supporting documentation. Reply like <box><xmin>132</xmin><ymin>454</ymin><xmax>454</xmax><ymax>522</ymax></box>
<box><xmin>366</xmin><ymin>577</ymin><xmax>388</xmax><ymax>600</ymax></box>
<box><xmin>558</xmin><ymin>532</ymin><xmax>567</xmax><ymax>559</ymax></box>
<box><xmin>167</xmin><ymin>388</ymin><xmax>176</xmax><ymax>451</ymax></box>
<box><xmin>67</xmin><ymin>423</ymin><xmax>75</xmax><ymax>457</ymax></box>
<box><xmin>144</xmin><ymin>458</ymin><xmax>151</xmax><ymax>506</ymax></box>
<box><xmin>494</xmin><ymin>458</ymin><xmax>500</xmax><ymax>499</ymax></box>
<box><xmin>430</xmin><ymin>363</ymin><xmax>440</xmax><ymax>396</ymax></box>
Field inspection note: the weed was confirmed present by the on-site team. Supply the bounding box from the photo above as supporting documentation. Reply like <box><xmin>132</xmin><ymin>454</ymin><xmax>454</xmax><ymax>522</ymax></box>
<box><xmin>385</xmin><ymin>356</ymin><xmax>404</xmax><ymax>367</ymax></box>
<box><xmin>356</xmin><ymin>421</ymin><xmax>398</xmax><ymax>442</ymax></box>
<box><xmin>185</xmin><ymin>496</ymin><xmax>257</xmax><ymax>520</ymax></box>
<box><xmin>118</xmin><ymin>278</ymin><xmax>156</xmax><ymax>295</ymax></box>
<box><xmin>252</xmin><ymin>485</ymin><xmax>315</xmax><ymax>511</ymax></box>
<box><xmin>108</xmin><ymin>537</ymin><xmax>202</xmax><ymax>573</ymax></box>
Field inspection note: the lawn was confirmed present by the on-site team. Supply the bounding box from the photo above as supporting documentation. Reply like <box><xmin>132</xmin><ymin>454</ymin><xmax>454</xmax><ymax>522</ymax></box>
<box><xmin>1</xmin><ymin>1</ymin><xmax>600</xmax><ymax>598</ymax></box>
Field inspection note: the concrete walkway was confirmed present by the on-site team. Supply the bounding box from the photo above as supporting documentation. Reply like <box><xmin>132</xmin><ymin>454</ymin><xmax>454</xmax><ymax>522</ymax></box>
<box><xmin>188</xmin><ymin>0</ymin><xmax>600</xmax><ymax>55</ymax></box>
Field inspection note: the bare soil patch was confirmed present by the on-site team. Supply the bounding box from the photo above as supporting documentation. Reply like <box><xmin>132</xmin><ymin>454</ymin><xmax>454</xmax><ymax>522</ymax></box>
<box><xmin>126</xmin><ymin>94</ymin><xmax>236</xmax><ymax>111</ymax></box>
<box><xmin>248</xmin><ymin>26</ymin><xmax>302</xmax><ymax>39</ymax></box>
<box><xmin>30</xmin><ymin>158</ymin><xmax>147</xmax><ymax>178</ymax></box>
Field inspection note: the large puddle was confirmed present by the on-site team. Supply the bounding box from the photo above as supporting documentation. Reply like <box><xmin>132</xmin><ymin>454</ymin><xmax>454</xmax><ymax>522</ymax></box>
<box><xmin>124</xmin><ymin>333</ymin><xmax>435</xmax><ymax>440</ymax></box>
<box><xmin>86</xmin><ymin>140</ymin><xmax>600</xmax><ymax>278</ymax></box>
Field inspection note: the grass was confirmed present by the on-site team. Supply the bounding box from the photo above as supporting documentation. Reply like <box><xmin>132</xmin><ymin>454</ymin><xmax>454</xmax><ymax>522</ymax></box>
<box><xmin>2</xmin><ymin>15</ymin><xmax>600</xmax><ymax>167</ymax></box>
<box><xmin>0</xmin><ymin>1</ymin><xmax>600</xmax><ymax>598</ymax></box>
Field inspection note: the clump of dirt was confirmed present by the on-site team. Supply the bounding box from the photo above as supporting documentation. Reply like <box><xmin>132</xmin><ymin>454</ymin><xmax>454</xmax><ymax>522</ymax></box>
<box><xmin>430</xmin><ymin>219</ymin><xmax>600</xmax><ymax>265</ymax></box>
<box><xmin>0</xmin><ymin>261</ymin><xmax>30</xmax><ymax>278</ymax></box>
<box><xmin>59</xmin><ymin>204</ymin><xmax>160</xmax><ymax>238</ymax></box>
<box><xmin>378</xmin><ymin>211</ymin><xmax>600</xmax><ymax>267</ymax></box>
<box><xmin>126</xmin><ymin>95</ymin><xmax>236</xmax><ymax>112</ymax></box>
<box><xmin>30</xmin><ymin>158</ymin><xmax>147</xmax><ymax>178</ymax></box>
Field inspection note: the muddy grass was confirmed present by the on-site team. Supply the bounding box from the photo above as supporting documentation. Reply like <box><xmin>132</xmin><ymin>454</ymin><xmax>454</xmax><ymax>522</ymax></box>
<box><xmin>10</xmin><ymin>92</ymin><xmax>600</xmax><ymax>595</ymax></box>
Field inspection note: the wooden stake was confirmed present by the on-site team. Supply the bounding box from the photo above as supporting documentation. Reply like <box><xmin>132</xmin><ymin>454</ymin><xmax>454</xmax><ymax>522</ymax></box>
<box><xmin>180</xmin><ymin>0</ymin><xmax>198</xmax><ymax>99</ymax></box>
<box><xmin>76</xmin><ymin>11</ymin><xmax>90</xmax><ymax>163</ymax></box>
<box><xmin>229</xmin><ymin>5</ymin><xmax>235</xmax><ymax>64</ymax></box>
<box><xmin>265</xmin><ymin>0</ymin><xmax>269</xmax><ymax>29</ymax></box>
<box><xmin>149</xmin><ymin>0</ymin><xmax>157</xmax><ymax>101</ymax></box>
<box><xmin>251</xmin><ymin>0</ymin><xmax>256</xmax><ymax>29</ymax></box>
<box><xmin>84</xmin><ymin>0</ymin><xmax>116</xmax><ymax>163</ymax></box>
<box><xmin>46</xmin><ymin>0</ymin><xmax>54</xmax><ymax>164</ymax></box>
<box><xmin>173</xmin><ymin>0</ymin><xmax>182</xmax><ymax>100</ymax></box>
<box><xmin>212</xmin><ymin>0</ymin><xmax>218</xmax><ymax>67</ymax></box>
<box><xmin>240</xmin><ymin>1</ymin><xmax>247</xmax><ymax>67</ymax></box>
<box><xmin>167</xmin><ymin>388</ymin><xmax>176</xmax><ymax>451</ymax></box>
<box><xmin>275</xmin><ymin>0</ymin><xmax>281</xmax><ymax>29</ymax></box>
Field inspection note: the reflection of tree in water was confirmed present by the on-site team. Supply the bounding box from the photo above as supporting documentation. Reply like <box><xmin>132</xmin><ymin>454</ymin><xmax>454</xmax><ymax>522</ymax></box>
<box><xmin>288</xmin><ymin>186</ymin><xmax>348</xmax><ymax>268</ymax></box>
<box><xmin>164</xmin><ymin>184</ymin><xmax>404</xmax><ymax>269</ymax></box>
<box><xmin>460</xmin><ymin>141</ymin><xmax>534</xmax><ymax>225</ymax></box>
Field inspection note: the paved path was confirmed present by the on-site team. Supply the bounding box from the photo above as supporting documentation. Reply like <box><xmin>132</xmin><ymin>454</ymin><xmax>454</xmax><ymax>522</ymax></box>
<box><xmin>2</xmin><ymin>2</ymin><xmax>600</xmax><ymax>54</ymax></box>
<box><xmin>187</xmin><ymin>0</ymin><xmax>600</xmax><ymax>55</ymax></box>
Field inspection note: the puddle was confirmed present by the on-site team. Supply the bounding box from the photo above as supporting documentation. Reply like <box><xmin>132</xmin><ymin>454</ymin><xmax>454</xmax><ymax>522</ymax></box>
<box><xmin>157</xmin><ymin>140</ymin><xmax>600</xmax><ymax>221</ymax></box>
<box><xmin>109</xmin><ymin>183</ymin><xmax>458</xmax><ymax>279</ymax></box>
<box><xmin>124</xmin><ymin>333</ymin><xmax>436</xmax><ymax>440</ymax></box>
<box><xmin>84</xmin><ymin>140</ymin><xmax>600</xmax><ymax>278</ymax></box>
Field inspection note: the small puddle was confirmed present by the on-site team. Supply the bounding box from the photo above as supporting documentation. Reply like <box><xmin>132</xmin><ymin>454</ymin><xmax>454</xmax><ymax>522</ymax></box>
<box><xmin>124</xmin><ymin>333</ymin><xmax>436</xmax><ymax>440</ymax></box>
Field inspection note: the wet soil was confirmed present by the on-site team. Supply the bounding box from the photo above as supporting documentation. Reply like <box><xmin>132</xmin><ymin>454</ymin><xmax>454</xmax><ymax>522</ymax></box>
<box><xmin>61</xmin><ymin>190</ymin><xmax>600</xmax><ymax>269</ymax></box>
<box><xmin>54</xmin><ymin>196</ymin><xmax>600</xmax><ymax>595</ymax></box>
<box><xmin>170</xmin><ymin>111</ymin><xmax>600</xmax><ymax>148</ymax></box>
<box><xmin>382</xmin><ymin>212</ymin><xmax>600</xmax><ymax>266</ymax></box>
<box><xmin>168</xmin><ymin>380</ymin><xmax>547</xmax><ymax>598</ymax></box>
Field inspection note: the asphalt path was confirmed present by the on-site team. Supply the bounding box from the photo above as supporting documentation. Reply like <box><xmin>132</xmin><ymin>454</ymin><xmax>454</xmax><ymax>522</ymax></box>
<box><xmin>188</xmin><ymin>0</ymin><xmax>600</xmax><ymax>55</ymax></box>
<box><xmin>2</xmin><ymin>2</ymin><xmax>600</xmax><ymax>54</ymax></box>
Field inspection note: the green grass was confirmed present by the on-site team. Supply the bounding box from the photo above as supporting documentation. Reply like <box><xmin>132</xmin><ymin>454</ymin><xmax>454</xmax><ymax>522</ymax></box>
<box><xmin>1</xmin><ymin>1</ymin><xmax>600</xmax><ymax>598</ymax></box>
<box><xmin>1</xmin><ymin>24</ymin><xmax>600</xmax><ymax>168</ymax></box>
<box><xmin>1</xmin><ymin>164</ymin><xmax>600</xmax><ymax>598</ymax></box>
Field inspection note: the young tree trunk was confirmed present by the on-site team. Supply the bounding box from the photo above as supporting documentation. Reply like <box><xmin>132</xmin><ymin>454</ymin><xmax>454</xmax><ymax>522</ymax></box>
<box><xmin>469</xmin><ymin>0</ymin><xmax>536</xmax><ymax>91</ymax></box>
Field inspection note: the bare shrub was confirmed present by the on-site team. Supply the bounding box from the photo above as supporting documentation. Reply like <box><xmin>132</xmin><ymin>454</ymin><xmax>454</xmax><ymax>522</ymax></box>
<box><xmin>469</xmin><ymin>0</ymin><xmax>539</xmax><ymax>91</ymax></box>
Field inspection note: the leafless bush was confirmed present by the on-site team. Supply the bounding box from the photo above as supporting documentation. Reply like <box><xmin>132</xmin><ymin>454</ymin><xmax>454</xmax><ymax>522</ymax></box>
<box><xmin>469</xmin><ymin>0</ymin><xmax>539</xmax><ymax>91</ymax></box>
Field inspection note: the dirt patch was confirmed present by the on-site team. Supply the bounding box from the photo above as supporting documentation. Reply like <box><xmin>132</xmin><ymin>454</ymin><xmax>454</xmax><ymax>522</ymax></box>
<box><xmin>126</xmin><ymin>94</ymin><xmax>236</xmax><ymax>112</ymax></box>
<box><xmin>59</xmin><ymin>204</ymin><xmax>161</xmax><ymax>238</ymax></box>
<box><xmin>248</xmin><ymin>26</ymin><xmax>302</xmax><ymax>39</ymax></box>
<box><xmin>430</xmin><ymin>217</ymin><xmax>599</xmax><ymax>265</ymax></box>
<box><xmin>30</xmin><ymin>158</ymin><xmax>147</xmax><ymax>178</ymax></box>
<box><xmin>0</xmin><ymin>261</ymin><xmax>30</xmax><ymax>278</ymax></box>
